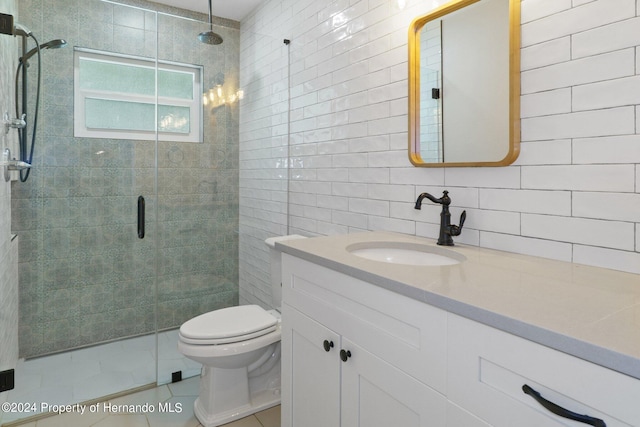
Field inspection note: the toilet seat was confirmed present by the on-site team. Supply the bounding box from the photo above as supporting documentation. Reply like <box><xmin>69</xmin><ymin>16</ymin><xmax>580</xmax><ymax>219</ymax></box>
<box><xmin>179</xmin><ymin>305</ymin><xmax>278</xmax><ymax>345</ymax></box>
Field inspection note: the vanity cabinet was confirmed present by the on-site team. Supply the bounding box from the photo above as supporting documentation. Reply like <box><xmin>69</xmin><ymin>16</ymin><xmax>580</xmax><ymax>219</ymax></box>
<box><xmin>280</xmin><ymin>252</ymin><xmax>640</xmax><ymax>427</ymax></box>
<box><xmin>282</xmin><ymin>305</ymin><xmax>446</xmax><ymax>427</ymax></box>
<box><xmin>447</xmin><ymin>314</ymin><xmax>640</xmax><ymax>427</ymax></box>
<box><xmin>280</xmin><ymin>254</ymin><xmax>447</xmax><ymax>427</ymax></box>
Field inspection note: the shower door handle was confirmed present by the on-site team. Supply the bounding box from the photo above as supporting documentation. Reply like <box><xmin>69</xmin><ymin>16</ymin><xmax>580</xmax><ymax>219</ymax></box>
<box><xmin>137</xmin><ymin>196</ymin><xmax>145</xmax><ymax>239</ymax></box>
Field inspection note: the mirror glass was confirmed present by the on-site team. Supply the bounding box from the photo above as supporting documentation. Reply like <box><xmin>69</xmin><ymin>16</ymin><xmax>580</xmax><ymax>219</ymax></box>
<box><xmin>408</xmin><ymin>0</ymin><xmax>520</xmax><ymax>167</ymax></box>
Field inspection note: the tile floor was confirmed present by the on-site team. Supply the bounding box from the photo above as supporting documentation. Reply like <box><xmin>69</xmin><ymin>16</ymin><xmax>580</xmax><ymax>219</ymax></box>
<box><xmin>9</xmin><ymin>376</ymin><xmax>280</xmax><ymax>427</ymax></box>
<box><xmin>1</xmin><ymin>330</ymin><xmax>201</xmax><ymax>425</ymax></box>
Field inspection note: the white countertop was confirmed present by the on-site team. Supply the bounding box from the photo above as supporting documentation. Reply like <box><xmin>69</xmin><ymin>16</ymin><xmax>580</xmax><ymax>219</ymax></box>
<box><xmin>276</xmin><ymin>231</ymin><xmax>640</xmax><ymax>380</ymax></box>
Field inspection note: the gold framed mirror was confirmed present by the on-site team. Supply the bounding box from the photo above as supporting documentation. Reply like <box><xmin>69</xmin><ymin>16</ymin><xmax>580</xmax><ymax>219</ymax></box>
<box><xmin>408</xmin><ymin>0</ymin><xmax>520</xmax><ymax>167</ymax></box>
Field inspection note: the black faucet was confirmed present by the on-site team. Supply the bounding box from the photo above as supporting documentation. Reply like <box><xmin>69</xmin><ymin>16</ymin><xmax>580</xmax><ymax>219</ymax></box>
<box><xmin>415</xmin><ymin>190</ymin><xmax>466</xmax><ymax>246</ymax></box>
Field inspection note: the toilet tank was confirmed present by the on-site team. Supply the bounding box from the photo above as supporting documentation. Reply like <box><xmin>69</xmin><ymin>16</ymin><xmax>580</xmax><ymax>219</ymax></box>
<box><xmin>264</xmin><ymin>235</ymin><xmax>306</xmax><ymax>309</ymax></box>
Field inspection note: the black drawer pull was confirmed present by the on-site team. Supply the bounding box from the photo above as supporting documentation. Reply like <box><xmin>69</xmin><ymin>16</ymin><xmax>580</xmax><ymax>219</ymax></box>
<box><xmin>323</xmin><ymin>340</ymin><xmax>334</xmax><ymax>352</ymax></box>
<box><xmin>522</xmin><ymin>384</ymin><xmax>606</xmax><ymax>427</ymax></box>
<box><xmin>137</xmin><ymin>196</ymin><xmax>145</xmax><ymax>239</ymax></box>
<box><xmin>340</xmin><ymin>349</ymin><xmax>351</xmax><ymax>362</ymax></box>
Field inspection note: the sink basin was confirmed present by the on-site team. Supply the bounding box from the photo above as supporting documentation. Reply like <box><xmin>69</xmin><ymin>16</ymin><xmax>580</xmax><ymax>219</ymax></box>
<box><xmin>346</xmin><ymin>241</ymin><xmax>465</xmax><ymax>266</ymax></box>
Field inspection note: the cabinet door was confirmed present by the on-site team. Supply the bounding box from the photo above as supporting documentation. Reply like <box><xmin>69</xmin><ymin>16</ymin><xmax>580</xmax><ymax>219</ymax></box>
<box><xmin>446</xmin><ymin>401</ymin><xmax>491</xmax><ymax>427</ymax></box>
<box><xmin>282</xmin><ymin>254</ymin><xmax>447</xmax><ymax>393</ymax></box>
<box><xmin>281</xmin><ymin>304</ymin><xmax>341</xmax><ymax>427</ymax></box>
<box><xmin>340</xmin><ymin>338</ymin><xmax>446</xmax><ymax>427</ymax></box>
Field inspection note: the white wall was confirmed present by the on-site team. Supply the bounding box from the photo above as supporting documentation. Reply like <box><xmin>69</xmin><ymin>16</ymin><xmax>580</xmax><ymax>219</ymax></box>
<box><xmin>239</xmin><ymin>0</ymin><xmax>640</xmax><ymax>308</ymax></box>
<box><xmin>0</xmin><ymin>0</ymin><xmax>20</xmax><ymax>405</ymax></box>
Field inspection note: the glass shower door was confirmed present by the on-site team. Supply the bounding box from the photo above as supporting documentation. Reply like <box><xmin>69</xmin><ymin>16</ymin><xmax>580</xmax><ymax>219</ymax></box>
<box><xmin>154</xmin><ymin>11</ymin><xmax>240</xmax><ymax>385</ymax></box>
<box><xmin>4</xmin><ymin>2</ymin><xmax>240</xmax><ymax>425</ymax></box>
<box><xmin>4</xmin><ymin>2</ymin><xmax>160</xmax><ymax>423</ymax></box>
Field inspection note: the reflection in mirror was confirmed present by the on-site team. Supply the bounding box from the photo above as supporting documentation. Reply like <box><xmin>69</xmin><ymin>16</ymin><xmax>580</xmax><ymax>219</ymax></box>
<box><xmin>420</xmin><ymin>21</ymin><xmax>444</xmax><ymax>162</ymax></box>
<box><xmin>409</xmin><ymin>0</ymin><xmax>520</xmax><ymax>167</ymax></box>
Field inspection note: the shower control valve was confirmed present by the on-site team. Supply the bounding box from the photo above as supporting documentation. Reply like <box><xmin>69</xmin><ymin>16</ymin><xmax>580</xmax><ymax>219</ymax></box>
<box><xmin>3</xmin><ymin>112</ymin><xmax>26</xmax><ymax>134</ymax></box>
<box><xmin>3</xmin><ymin>148</ymin><xmax>31</xmax><ymax>182</ymax></box>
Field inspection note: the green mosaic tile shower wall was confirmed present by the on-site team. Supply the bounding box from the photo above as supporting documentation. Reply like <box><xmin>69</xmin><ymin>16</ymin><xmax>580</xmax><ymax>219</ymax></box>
<box><xmin>13</xmin><ymin>0</ymin><xmax>239</xmax><ymax>358</ymax></box>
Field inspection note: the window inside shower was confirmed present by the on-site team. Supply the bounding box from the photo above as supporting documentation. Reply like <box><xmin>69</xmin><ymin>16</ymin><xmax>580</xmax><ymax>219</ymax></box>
<box><xmin>73</xmin><ymin>48</ymin><xmax>203</xmax><ymax>142</ymax></box>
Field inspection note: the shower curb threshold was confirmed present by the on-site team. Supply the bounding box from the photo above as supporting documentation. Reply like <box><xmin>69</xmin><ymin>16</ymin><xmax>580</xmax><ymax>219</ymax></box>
<box><xmin>1</xmin><ymin>383</ymin><xmax>156</xmax><ymax>427</ymax></box>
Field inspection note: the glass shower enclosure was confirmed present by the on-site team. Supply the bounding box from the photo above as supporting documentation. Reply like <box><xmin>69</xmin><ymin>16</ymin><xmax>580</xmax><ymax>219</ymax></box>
<box><xmin>5</xmin><ymin>0</ymin><xmax>239</xmax><ymax>422</ymax></box>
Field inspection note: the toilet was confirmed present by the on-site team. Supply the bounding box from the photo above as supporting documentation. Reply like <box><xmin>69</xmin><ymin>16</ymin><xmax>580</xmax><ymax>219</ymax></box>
<box><xmin>178</xmin><ymin>235</ymin><xmax>305</xmax><ymax>427</ymax></box>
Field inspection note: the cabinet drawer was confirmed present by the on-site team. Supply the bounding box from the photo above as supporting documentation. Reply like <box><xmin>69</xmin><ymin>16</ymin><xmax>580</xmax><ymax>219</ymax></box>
<box><xmin>282</xmin><ymin>254</ymin><xmax>447</xmax><ymax>393</ymax></box>
<box><xmin>447</xmin><ymin>314</ymin><xmax>640</xmax><ymax>427</ymax></box>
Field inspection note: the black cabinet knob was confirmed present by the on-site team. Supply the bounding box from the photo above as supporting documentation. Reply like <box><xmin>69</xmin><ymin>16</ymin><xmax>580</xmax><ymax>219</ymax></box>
<box><xmin>340</xmin><ymin>349</ymin><xmax>351</xmax><ymax>362</ymax></box>
<box><xmin>323</xmin><ymin>340</ymin><xmax>334</xmax><ymax>352</ymax></box>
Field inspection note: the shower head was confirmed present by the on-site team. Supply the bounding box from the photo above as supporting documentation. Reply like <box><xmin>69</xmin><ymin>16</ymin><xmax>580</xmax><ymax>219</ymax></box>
<box><xmin>21</xmin><ymin>39</ymin><xmax>67</xmax><ymax>62</ymax></box>
<box><xmin>198</xmin><ymin>0</ymin><xmax>223</xmax><ymax>45</ymax></box>
<box><xmin>198</xmin><ymin>31</ymin><xmax>223</xmax><ymax>45</ymax></box>
<box><xmin>42</xmin><ymin>39</ymin><xmax>67</xmax><ymax>50</ymax></box>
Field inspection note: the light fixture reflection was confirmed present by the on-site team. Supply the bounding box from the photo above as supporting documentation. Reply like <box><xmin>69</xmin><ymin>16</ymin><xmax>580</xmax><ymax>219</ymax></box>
<box><xmin>203</xmin><ymin>84</ymin><xmax>244</xmax><ymax>109</ymax></box>
<box><xmin>159</xmin><ymin>114</ymin><xmax>189</xmax><ymax>132</ymax></box>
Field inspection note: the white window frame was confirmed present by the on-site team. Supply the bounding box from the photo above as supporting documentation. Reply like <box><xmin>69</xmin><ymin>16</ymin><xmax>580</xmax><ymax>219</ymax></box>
<box><xmin>74</xmin><ymin>47</ymin><xmax>203</xmax><ymax>143</ymax></box>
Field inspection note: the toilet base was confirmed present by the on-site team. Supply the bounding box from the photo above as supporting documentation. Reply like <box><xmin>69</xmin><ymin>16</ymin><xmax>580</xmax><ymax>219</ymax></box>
<box><xmin>191</xmin><ymin>343</ymin><xmax>281</xmax><ymax>427</ymax></box>
<box><xmin>193</xmin><ymin>387</ymin><xmax>281</xmax><ymax>427</ymax></box>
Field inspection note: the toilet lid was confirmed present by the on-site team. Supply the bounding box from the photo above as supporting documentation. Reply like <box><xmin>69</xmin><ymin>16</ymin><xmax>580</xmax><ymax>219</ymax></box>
<box><xmin>179</xmin><ymin>305</ymin><xmax>277</xmax><ymax>343</ymax></box>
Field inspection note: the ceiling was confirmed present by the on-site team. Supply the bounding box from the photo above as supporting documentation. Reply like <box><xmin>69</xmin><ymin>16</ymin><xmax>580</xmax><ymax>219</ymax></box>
<box><xmin>147</xmin><ymin>0</ymin><xmax>265</xmax><ymax>22</ymax></box>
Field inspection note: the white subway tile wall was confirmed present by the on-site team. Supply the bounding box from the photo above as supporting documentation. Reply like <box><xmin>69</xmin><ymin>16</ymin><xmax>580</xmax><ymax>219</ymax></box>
<box><xmin>238</xmin><ymin>0</ymin><xmax>640</xmax><ymax>308</ymax></box>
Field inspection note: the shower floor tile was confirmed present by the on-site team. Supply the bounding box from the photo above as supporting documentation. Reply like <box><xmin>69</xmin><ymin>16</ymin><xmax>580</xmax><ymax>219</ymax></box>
<box><xmin>1</xmin><ymin>330</ymin><xmax>199</xmax><ymax>425</ymax></box>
